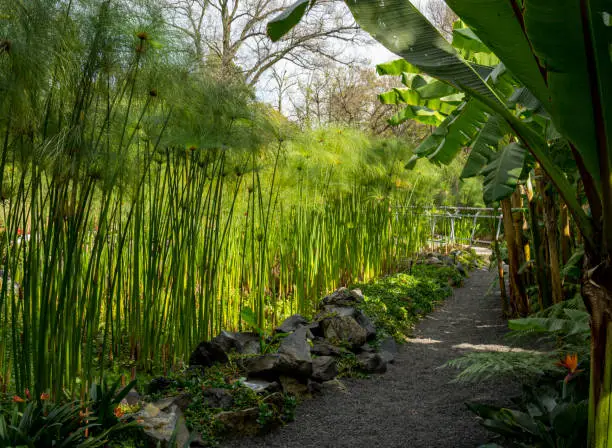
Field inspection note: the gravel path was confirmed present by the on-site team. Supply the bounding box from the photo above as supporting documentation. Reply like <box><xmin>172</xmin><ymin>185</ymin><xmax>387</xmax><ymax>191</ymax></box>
<box><xmin>223</xmin><ymin>269</ymin><xmax>520</xmax><ymax>448</ymax></box>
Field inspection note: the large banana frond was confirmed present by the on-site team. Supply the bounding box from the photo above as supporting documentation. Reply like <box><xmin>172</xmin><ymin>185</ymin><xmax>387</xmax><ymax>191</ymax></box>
<box><xmin>461</xmin><ymin>114</ymin><xmax>510</xmax><ymax>179</ymax></box>
<box><xmin>481</xmin><ymin>142</ymin><xmax>526</xmax><ymax>204</ymax></box>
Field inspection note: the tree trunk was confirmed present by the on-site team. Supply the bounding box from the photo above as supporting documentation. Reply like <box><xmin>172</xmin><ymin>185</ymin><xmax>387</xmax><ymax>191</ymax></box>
<box><xmin>583</xmin><ymin>258</ymin><xmax>612</xmax><ymax>447</ymax></box>
<box><xmin>536</xmin><ymin>166</ymin><xmax>564</xmax><ymax>304</ymax></box>
<box><xmin>526</xmin><ymin>176</ymin><xmax>552</xmax><ymax>309</ymax></box>
<box><xmin>493</xmin><ymin>235</ymin><xmax>509</xmax><ymax>316</ymax></box>
<box><xmin>501</xmin><ymin>197</ymin><xmax>529</xmax><ymax>316</ymax></box>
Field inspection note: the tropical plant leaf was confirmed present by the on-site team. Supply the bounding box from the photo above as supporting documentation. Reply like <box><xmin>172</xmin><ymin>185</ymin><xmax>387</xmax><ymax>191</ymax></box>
<box><xmin>411</xmin><ymin>99</ymin><xmax>488</xmax><ymax>165</ymax></box>
<box><xmin>388</xmin><ymin>105</ymin><xmax>445</xmax><ymax>126</ymax></box>
<box><xmin>461</xmin><ymin>114</ymin><xmax>510</xmax><ymax>178</ymax></box>
<box><xmin>444</xmin><ymin>0</ymin><xmax>550</xmax><ymax>109</ymax></box>
<box><xmin>523</xmin><ymin>0</ymin><xmax>610</xmax><ymax>184</ymax></box>
<box><xmin>376</xmin><ymin>58</ymin><xmax>421</xmax><ymax>76</ymax></box>
<box><xmin>346</xmin><ymin>0</ymin><xmax>500</xmax><ymax>102</ymax></box>
<box><xmin>481</xmin><ymin>142</ymin><xmax>525</xmax><ymax>203</ymax></box>
<box><xmin>267</xmin><ymin>0</ymin><xmax>311</xmax><ymax>42</ymax></box>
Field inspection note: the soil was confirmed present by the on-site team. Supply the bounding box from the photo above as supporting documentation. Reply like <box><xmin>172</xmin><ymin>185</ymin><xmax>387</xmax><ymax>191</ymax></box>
<box><xmin>222</xmin><ymin>269</ymin><xmax>520</xmax><ymax>448</ymax></box>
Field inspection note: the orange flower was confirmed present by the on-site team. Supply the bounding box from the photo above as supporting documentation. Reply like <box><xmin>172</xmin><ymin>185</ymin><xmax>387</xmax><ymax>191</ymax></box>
<box><xmin>114</xmin><ymin>406</ymin><xmax>124</xmax><ymax>418</ymax></box>
<box><xmin>12</xmin><ymin>395</ymin><xmax>25</xmax><ymax>403</ymax></box>
<box><xmin>556</xmin><ymin>353</ymin><xmax>584</xmax><ymax>383</ymax></box>
<box><xmin>40</xmin><ymin>392</ymin><xmax>50</xmax><ymax>401</ymax></box>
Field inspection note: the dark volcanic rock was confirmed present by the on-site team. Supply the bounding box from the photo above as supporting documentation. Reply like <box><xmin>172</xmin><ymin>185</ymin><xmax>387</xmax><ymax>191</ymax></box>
<box><xmin>320</xmin><ymin>287</ymin><xmax>364</xmax><ymax>308</ymax></box>
<box><xmin>189</xmin><ymin>340</ymin><xmax>229</xmax><ymax>368</ymax></box>
<box><xmin>380</xmin><ymin>336</ymin><xmax>398</xmax><ymax>364</ymax></box>
<box><xmin>320</xmin><ymin>315</ymin><xmax>367</xmax><ymax>349</ymax></box>
<box><xmin>212</xmin><ymin>331</ymin><xmax>261</xmax><ymax>355</ymax></box>
<box><xmin>202</xmin><ymin>387</ymin><xmax>234</xmax><ymax>410</ymax></box>
<box><xmin>357</xmin><ymin>352</ymin><xmax>387</xmax><ymax>374</ymax></box>
<box><xmin>311</xmin><ymin>356</ymin><xmax>338</xmax><ymax>382</ymax></box>
<box><xmin>242</xmin><ymin>353</ymin><xmax>312</xmax><ymax>380</ymax></box>
<box><xmin>275</xmin><ymin>315</ymin><xmax>309</xmax><ymax>333</ymax></box>
<box><xmin>278</xmin><ymin>326</ymin><xmax>312</xmax><ymax>362</ymax></box>
<box><xmin>355</xmin><ymin>310</ymin><xmax>377</xmax><ymax>340</ymax></box>
<box><xmin>311</xmin><ymin>340</ymin><xmax>345</xmax><ymax>357</ymax></box>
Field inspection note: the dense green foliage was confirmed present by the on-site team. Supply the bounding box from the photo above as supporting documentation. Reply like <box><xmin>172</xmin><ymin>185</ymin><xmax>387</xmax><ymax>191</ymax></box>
<box><xmin>354</xmin><ymin>264</ymin><xmax>463</xmax><ymax>341</ymax></box>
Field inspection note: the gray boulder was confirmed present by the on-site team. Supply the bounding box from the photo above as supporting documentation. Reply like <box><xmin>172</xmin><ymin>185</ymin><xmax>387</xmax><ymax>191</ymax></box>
<box><xmin>278</xmin><ymin>326</ymin><xmax>313</xmax><ymax>363</ymax></box>
<box><xmin>379</xmin><ymin>336</ymin><xmax>398</xmax><ymax>364</ymax></box>
<box><xmin>357</xmin><ymin>352</ymin><xmax>387</xmax><ymax>373</ymax></box>
<box><xmin>321</xmin><ymin>315</ymin><xmax>367</xmax><ymax>349</ymax></box>
<box><xmin>311</xmin><ymin>356</ymin><xmax>338</xmax><ymax>382</ymax></box>
<box><xmin>275</xmin><ymin>314</ymin><xmax>308</xmax><ymax>333</ymax></box>
<box><xmin>242</xmin><ymin>353</ymin><xmax>312</xmax><ymax>380</ymax></box>
<box><xmin>355</xmin><ymin>310</ymin><xmax>377</xmax><ymax>340</ymax></box>
<box><xmin>242</xmin><ymin>379</ymin><xmax>281</xmax><ymax>394</ymax></box>
<box><xmin>311</xmin><ymin>340</ymin><xmax>345</xmax><ymax>357</ymax></box>
<box><xmin>320</xmin><ymin>287</ymin><xmax>364</xmax><ymax>308</ymax></box>
<box><xmin>215</xmin><ymin>407</ymin><xmax>260</xmax><ymax>436</ymax></box>
<box><xmin>189</xmin><ymin>340</ymin><xmax>229</xmax><ymax>368</ymax></box>
<box><xmin>202</xmin><ymin>387</ymin><xmax>234</xmax><ymax>409</ymax></box>
<box><xmin>320</xmin><ymin>305</ymin><xmax>356</xmax><ymax>318</ymax></box>
<box><xmin>137</xmin><ymin>402</ymin><xmax>190</xmax><ymax>447</ymax></box>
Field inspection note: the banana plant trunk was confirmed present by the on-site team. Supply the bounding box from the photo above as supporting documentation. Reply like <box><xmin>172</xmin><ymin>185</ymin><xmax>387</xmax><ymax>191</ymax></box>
<box><xmin>536</xmin><ymin>166</ymin><xmax>564</xmax><ymax>304</ymax></box>
<box><xmin>526</xmin><ymin>176</ymin><xmax>551</xmax><ymax>309</ymax></box>
<box><xmin>501</xmin><ymin>198</ymin><xmax>528</xmax><ymax>316</ymax></box>
<box><xmin>583</xmin><ymin>257</ymin><xmax>612</xmax><ymax>447</ymax></box>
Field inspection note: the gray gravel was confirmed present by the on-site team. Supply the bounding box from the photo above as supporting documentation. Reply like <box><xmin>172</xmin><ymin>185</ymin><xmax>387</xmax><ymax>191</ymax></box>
<box><xmin>222</xmin><ymin>269</ymin><xmax>519</xmax><ymax>448</ymax></box>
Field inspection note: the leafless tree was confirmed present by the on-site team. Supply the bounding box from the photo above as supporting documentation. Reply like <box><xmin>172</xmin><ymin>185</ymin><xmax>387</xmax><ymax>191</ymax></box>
<box><xmin>267</xmin><ymin>67</ymin><xmax>298</xmax><ymax>115</ymax></box>
<box><xmin>422</xmin><ymin>0</ymin><xmax>458</xmax><ymax>41</ymax></box>
<box><xmin>290</xmin><ymin>65</ymin><xmax>426</xmax><ymax>139</ymax></box>
<box><xmin>164</xmin><ymin>0</ymin><xmax>366</xmax><ymax>86</ymax></box>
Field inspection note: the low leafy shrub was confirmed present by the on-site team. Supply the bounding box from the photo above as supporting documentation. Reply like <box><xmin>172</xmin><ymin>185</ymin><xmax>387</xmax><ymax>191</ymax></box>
<box><xmin>469</xmin><ymin>380</ymin><xmax>588</xmax><ymax>448</ymax></box>
<box><xmin>353</xmin><ymin>265</ymin><xmax>461</xmax><ymax>341</ymax></box>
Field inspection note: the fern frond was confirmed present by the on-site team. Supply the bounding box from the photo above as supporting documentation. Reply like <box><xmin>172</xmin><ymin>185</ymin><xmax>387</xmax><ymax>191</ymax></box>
<box><xmin>443</xmin><ymin>351</ymin><xmax>562</xmax><ymax>383</ymax></box>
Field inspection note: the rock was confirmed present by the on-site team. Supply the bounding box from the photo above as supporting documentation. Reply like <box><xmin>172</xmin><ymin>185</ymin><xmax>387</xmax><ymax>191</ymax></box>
<box><xmin>242</xmin><ymin>354</ymin><xmax>281</xmax><ymax>380</ymax></box>
<box><xmin>311</xmin><ymin>340</ymin><xmax>345</xmax><ymax>357</ymax></box>
<box><xmin>202</xmin><ymin>387</ymin><xmax>234</xmax><ymax>409</ymax></box>
<box><xmin>242</xmin><ymin>353</ymin><xmax>312</xmax><ymax>380</ymax></box>
<box><xmin>233</xmin><ymin>332</ymin><xmax>261</xmax><ymax>355</ymax></box>
<box><xmin>215</xmin><ymin>407</ymin><xmax>260</xmax><ymax>436</ymax></box>
<box><xmin>308</xmin><ymin>379</ymin><xmax>323</xmax><ymax>394</ymax></box>
<box><xmin>147</xmin><ymin>377</ymin><xmax>176</xmax><ymax>395</ymax></box>
<box><xmin>305</xmin><ymin>321</ymin><xmax>323</xmax><ymax>338</ymax></box>
<box><xmin>380</xmin><ymin>336</ymin><xmax>398</xmax><ymax>354</ymax></box>
<box><xmin>320</xmin><ymin>287</ymin><xmax>364</xmax><ymax>308</ymax></box>
<box><xmin>275</xmin><ymin>314</ymin><xmax>308</xmax><ymax>333</ymax></box>
<box><xmin>242</xmin><ymin>379</ymin><xmax>281</xmax><ymax>394</ymax></box>
<box><xmin>456</xmin><ymin>262</ymin><xmax>467</xmax><ymax>277</ymax></box>
<box><xmin>125</xmin><ymin>389</ymin><xmax>140</xmax><ymax>406</ymax></box>
<box><xmin>211</xmin><ymin>331</ymin><xmax>261</xmax><ymax>355</ymax></box>
<box><xmin>379</xmin><ymin>336</ymin><xmax>398</xmax><ymax>364</ymax></box>
<box><xmin>320</xmin><ymin>379</ymin><xmax>348</xmax><ymax>394</ymax></box>
<box><xmin>279</xmin><ymin>375</ymin><xmax>310</xmax><ymax>397</ymax></box>
<box><xmin>355</xmin><ymin>310</ymin><xmax>377</xmax><ymax>340</ymax></box>
<box><xmin>380</xmin><ymin>350</ymin><xmax>395</xmax><ymax>364</ymax></box>
<box><xmin>321</xmin><ymin>315</ymin><xmax>367</xmax><ymax>349</ymax></box>
<box><xmin>357</xmin><ymin>344</ymin><xmax>376</xmax><ymax>353</ymax></box>
<box><xmin>171</xmin><ymin>393</ymin><xmax>192</xmax><ymax>412</ymax></box>
<box><xmin>211</xmin><ymin>330</ymin><xmax>238</xmax><ymax>353</ymax></box>
<box><xmin>320</xmin><ymin>305</ymin><xmax>356</xmax><ymax>318</ymax></box>
<box><xmin>442</xmin><ymin>255</ymin><xmax>455</xmax><ymax>266</ymax></box>
<box><xmin>311</xmin><ymin>356</ymin><xmax>338</xmax><ymax>382</ymax></box>
<box><xmin>427</xmin><ymin>256</ymin><xmax>443</xmax><ymax>265</ymax></box>
<box><xmin>278</xmin><ymin>326</ymin><xmax>312</xmax><ymax>363</ymax></box>
<box><xmin>189</xmin><ymin>340</ymin><xmax>229</xmax><ymax>368</ymax></box>
<box><xmin>357</xmin><ymin>352</ymin><xmax>387</xmax><ymax>374</ymax></box>
<box><xmin>137</xmin><ymin>404</ymin><xmax>190</xmax><ymax>447</ymax></box>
